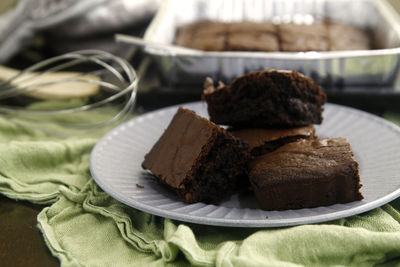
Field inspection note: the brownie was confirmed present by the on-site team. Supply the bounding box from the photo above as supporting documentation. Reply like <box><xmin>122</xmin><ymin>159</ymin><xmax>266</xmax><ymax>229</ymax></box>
<box><xmin>227</xmin><ymin>21</ymin><xmax>277</xmax><ymax>34</ymax></box>
<box><xmin>202</xmin><ymin>70</ymin><xmax>327</xmax><ymax>128</ymax></box>
<box><xmin>142</xmin><ymin>107</ymin><xmax>250</xmax><ymax>204</ymax></box>
<box><xmin>175</xmin><ymin>19</ymin><xmax>373</xmax><ymax>52</ymax></box>
<box><xmin>188</xmin><ymin>35</ymin><xmax>226</xmax><ymax>51</ymax></box>
<box><xmin>175</xmin><ymin>20</ymin><xmax>227</xmax><ymax>51</ymax></box>
<box><xmin>249</xmin><ymin>138</ymin><xmax>363</xmax><ymax>210</ymax></box>
<box><xmin>226</xmin><ymin>22</ymin><xmax>279</xmax><ymax>51</ymax></box>
<box><xmin>230</xmin><ymin>125</ymin><xmax>316</xmax><ymax>156</ymax></box>
<box><xmin>227</xmin><ymin>32</ymin><xmax>279</xmax><ymax>51</ymax></box>
<box><xmin>175</xmin><ymin>20</ymin><xmax>280</xmax><ymax>52</ymax></box>
<box><xmin>328</xmin><ymin>21</ymin><xmax>371</xmax><ymax>51</ymax></box>
<box><xmin>193</xmin><ymin>20</ymin><xmax>228</xmax><ymax>37</ymax></box>
<box><xmin>278</xmin><ymin>22</ymin><xmax>329</xmax><ymax>51</ymax></box>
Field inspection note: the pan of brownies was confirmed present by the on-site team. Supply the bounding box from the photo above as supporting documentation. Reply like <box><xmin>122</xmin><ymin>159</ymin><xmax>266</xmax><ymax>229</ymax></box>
<box><xmin>117</xmin><ymin>0</ymin><xmax>400</xmax><ymax>87</ymax></box>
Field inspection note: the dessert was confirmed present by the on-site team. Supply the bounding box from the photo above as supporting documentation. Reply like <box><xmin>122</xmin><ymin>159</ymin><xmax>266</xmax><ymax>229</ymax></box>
<box><xmin>249</xmin><ymin>138</ymin><xmax>364</xmax><ymax>210</ymax></box>
<box><xmin>328</xmin><ymin>21</ymin><xmax>371</xmax><ymax>50</ymax></box>
<box><xmin>202</xmin><ymin>70</ymin><xmax>327</xmax><ymax>128</ymax></box>
<box><xmin>226</xmin><ymin>22</ymin><xmax>279</xmax><ymax>51</ymax></box>
<box><xmin>175</xmin><ymin>20</ymin><xmax>280</xmax><ymax>52</ymax></box>
<box><xmin>278</xmin><ymin>23</ymin><xmax>329</xmax><ymax>51</ymax></box>
<box><xmin>175</xmin><ymin>20</ymin><xmax>371</xmax><ymax>52</ymax></box>
<box><xmin>175</xmin><ymin>20</ymin><xmax>227</xmax><ymax>51</ymax></box>
<box><xmin>175</xmin><ymin>20</ymin><xmax>226</xmax><ymax>51</ymax></box>
<box><xmin>142</xmin><ymin>69</ymin><xmax>363</xmax><ymax>210</ymax></box>
<box><xmin>142</xmin><ymin>107</ymin><xmax>250</xmax><ymax>204</ymax></box>
<box><xmin>230</xmin><ymin>125</ymin><xmax>316</xmax><ymax>156</ymax></box>
<box><xmin>227</xmin><ymin>32</ymin><xmax>279</xmax><ymax>51</ymax></box>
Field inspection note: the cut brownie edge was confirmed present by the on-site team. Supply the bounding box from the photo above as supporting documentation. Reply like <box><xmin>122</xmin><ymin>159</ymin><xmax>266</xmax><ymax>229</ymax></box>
<box><xmin>180</xmin><ymin>130</ymin><xmax>250</xmax><ymax>203</ymax></box>
<box><xmin>142</xmin><ymin>107</ymin><xmax>250</xmax><ymax>204</ymax></box>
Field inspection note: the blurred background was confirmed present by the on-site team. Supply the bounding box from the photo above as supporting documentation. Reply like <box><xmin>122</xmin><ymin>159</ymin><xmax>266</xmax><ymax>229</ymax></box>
<box><xmin>0</xmin><ymin>0</ymin><xmax>160</xmax><ymax>66</ymax></box>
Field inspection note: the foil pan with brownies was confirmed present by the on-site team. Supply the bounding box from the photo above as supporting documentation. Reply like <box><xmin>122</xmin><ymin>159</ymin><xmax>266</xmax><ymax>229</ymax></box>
<box><xmin>117</xmin><ymin>0</ymin><xmax>400</xmax><ymax>88</ymax></box>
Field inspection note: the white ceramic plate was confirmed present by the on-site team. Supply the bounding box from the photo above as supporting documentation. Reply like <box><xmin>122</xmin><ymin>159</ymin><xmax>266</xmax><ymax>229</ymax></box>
<box><xmin>90</xmin><ymin>102</ymin><xmax>400</xmax><ymax>227</ymax></box>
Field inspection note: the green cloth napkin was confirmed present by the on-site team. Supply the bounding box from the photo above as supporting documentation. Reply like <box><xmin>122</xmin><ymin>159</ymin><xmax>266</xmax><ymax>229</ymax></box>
<box><xmin>1</xmin><ymin>108</ymin><xmax>400</xmax><ymax>266</ymax></box>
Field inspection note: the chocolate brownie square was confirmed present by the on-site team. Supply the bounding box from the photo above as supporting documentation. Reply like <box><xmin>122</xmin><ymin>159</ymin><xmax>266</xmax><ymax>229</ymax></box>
<box><xmin>328</xmin><ymin>21</ymin><xmax>371</xmax><ymax>50</ymax></box>
<box><xmin>175</xmin><ymin>20</ymin><xmax>227</xmax><ymax>51</ymax></box>
<box><xmin>226</xmin><ymin>22</ymin><xmax>279</xmax><ymax>51</ymax></box>
<box><xmin>249</xmin><ymin>138</ymin><xmax>363</xmax><ymax>210</ymax></box>
<box><xmin>279</xmin><ymin>23</ymin><xmax>329</xmax><ymax>51</ymax></box>
<box><xmin>188</xmin><ymin>35</ymin><xmax>226</xmax><ymax>51</ymax></box>
<box><xmin>202</xmin><ymin>70</ymin><xmax>327</xmax><ymax>128</ymax></box>
<box><xmin>142</xmin><ymin>107</ymin><xmax>250</xmax><ymax>204</ymax></box>
<box><xmin>175</xmin><ymin>20</ymin><xmax>281</xmax><ymax>52</ymax></box>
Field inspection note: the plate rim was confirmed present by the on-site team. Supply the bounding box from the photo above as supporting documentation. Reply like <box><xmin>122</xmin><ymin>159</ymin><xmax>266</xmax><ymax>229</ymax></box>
<box><xmin>90</xmin><ymin>101</ymin><xmax>400</xmax><ymax>227</ymax></box>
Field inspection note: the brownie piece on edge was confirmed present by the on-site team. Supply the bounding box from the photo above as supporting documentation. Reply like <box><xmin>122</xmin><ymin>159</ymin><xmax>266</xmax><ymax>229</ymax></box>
<box><xmin>142</xmin><ymin>107</ymin><xmax>250</xmax><ymax>204</ymax></box>
<box><xmin>202</xmin><ymin>70</ymin><xmax>327</xmax><ymax>128</ymax></box>
<box><xmin>230</xmin><ymin>125</ymin><xmax>316</xmax><ymax>156</ymax></box>
<box><xmin>249</xmin><ymin>138</ymin><xmax>363</xmax><ymax>210</ymax></box>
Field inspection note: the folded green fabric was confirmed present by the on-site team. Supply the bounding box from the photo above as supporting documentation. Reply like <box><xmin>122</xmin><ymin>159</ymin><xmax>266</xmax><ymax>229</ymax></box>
<box><xmin>1</xmin><ymin>108</ymin><xmax>400</xmax><ymax>266</ymax></box>
<box><xmin>0</xmin><ymin>137</ymin><xmax>96</xmax><ymax>204</ymax></box>
<box><xmin>36</xmin><ymin>180</ymin><xmax>400</xmax><ymax>267</ymax></box>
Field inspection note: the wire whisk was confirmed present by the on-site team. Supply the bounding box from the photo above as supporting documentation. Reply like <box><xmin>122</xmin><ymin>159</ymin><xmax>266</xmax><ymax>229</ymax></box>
<box><xmin>0</xmin><ymin>50</ymin><xmax>138</xmax><ymax>136</ymax></box>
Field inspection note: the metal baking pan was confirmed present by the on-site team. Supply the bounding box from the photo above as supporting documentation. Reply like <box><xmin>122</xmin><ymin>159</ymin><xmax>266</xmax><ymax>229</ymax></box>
<box><xmin>117</xmin><ymin>0</ymin><xmax>400</xmax><ymax>89</ymax></box>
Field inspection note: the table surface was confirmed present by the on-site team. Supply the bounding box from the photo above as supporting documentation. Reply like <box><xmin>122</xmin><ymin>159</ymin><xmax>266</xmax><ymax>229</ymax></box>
<box><xmin>0</xmin><ymin>195</ymin><xmax>59</xmax><ymax>266</ymax></box>
<box><xmin>2</xmin><ymin>1</ymin><xmax>400</xmax><ymax>265</ymax></box>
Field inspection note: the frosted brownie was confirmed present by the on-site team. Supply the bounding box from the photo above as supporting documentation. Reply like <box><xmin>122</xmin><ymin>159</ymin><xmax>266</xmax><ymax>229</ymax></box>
<box><xmin>249</xmin><ymin>138</ymin><xmax>363</xmax><ymax>210</ymax></box>
<box><xmin>142</xmin><ymin>107</ymin><xmax>250</xmax><ymax>204</ymax></box>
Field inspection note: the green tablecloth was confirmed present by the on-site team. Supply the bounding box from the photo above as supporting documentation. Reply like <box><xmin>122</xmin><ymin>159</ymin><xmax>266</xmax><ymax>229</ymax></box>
<box><xmin>1</xmin><ymin>109</ymin><xmax>400</xmax><ymax>266</ymax></box>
